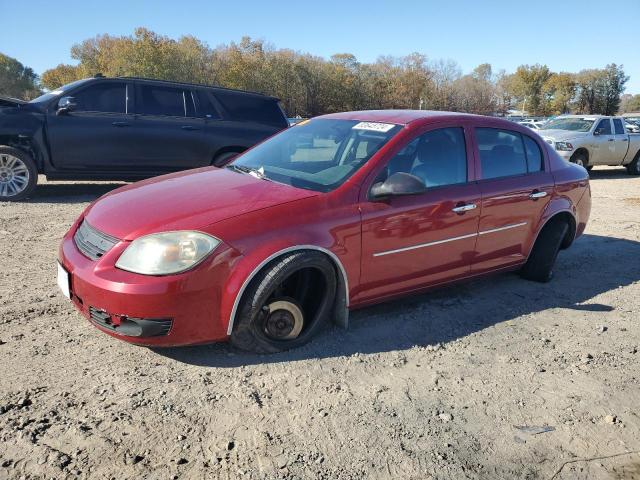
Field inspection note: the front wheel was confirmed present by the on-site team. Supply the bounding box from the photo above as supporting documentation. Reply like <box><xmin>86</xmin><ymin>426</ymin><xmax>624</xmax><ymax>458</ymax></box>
<box><xmin>0</xmin><ymin>147</ymin><xmax>38</xmax><ymax>201</ymax></box>
<box><xmin>230</xmin><ymin>251</ymin><xmax>337</xmax><ymax>353</ymax></box>
<box><xmin>571</xmin><ymin>153</ymin><xmax>588</xmax><ymax>169</ymax></box>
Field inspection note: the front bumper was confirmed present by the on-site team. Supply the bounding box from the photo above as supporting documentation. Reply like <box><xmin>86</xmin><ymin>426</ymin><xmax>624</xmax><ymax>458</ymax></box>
<box><xmin>58</xmin><ymin>222</ymin><xmax>239</xmax><ymax>347</ymax></box>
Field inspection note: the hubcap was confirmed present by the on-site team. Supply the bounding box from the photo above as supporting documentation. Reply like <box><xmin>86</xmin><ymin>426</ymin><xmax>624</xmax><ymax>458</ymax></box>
<box><xmin>0</xmin><ymin>154</ymin><xmax>29</xmax><ymax>197</ymax></box>
<box><xmin>575</xmin><ymin>158</ymin><xmax>584</xmax><ymax>167</ymax></box>
<box><xmin>263</xmin><ymin>300</ymin><xmax>304</xmax><ymax>340</ymax></box>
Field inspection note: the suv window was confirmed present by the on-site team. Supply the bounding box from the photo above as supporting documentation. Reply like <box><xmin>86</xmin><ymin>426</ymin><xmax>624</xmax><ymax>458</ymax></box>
<box><xmin>595</xmin><ymin>119</ymin><xmax>612</xmax><ymax>135</ymax></box>
<box><xmin>137</xmin><ymin>84</ymin><xmax>195</xmax><ymax>117</ymax></box>
<box><xmin>196</xmin><ymin>91</ymin><xmax>221</xmax><ymax>119</ymax></box>
<box><xmin>476</xmin><ymin>128</ymin><xmax>528</xmax><ymax>179</ymax></box>
<box><xmin>213</xmin><ymin>90</ymin><xmax>287</xmax><ymax>127</ymax></box>
<box><xmin>384</xmin><ymin>127</ymin><xmax>467</xmax><ymax>188</ymax></box>
<box><xmin>73</xmin><ymin>83</ymin><xmax>127</xmax><ymax>113</ymax></box>
<box><xmin>613</xmin><ymin>118</ymin><xmax>625</xmax><ymax>135</ymax></box>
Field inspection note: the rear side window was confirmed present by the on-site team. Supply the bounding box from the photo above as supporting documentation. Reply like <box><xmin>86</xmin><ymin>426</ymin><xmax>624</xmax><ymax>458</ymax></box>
<box><xmin>196</xmin><ymin>91</ymin><xmax>221</xmax><ymax>119</ymax></box>
<box><xmin>213</xmin><ymin>90</ymin><xmax>287</xmax><ymax>127</ymax></box>
<box><xmin>476</xmin><ymin>128</ymin><xmax>527</xmax><ymax>179</ymax></box>
<box><xmin>137</xmin><ymin>84</ymin><xmax>195</xmax><ymax>117</ymax></box>
<box><xmin>523</xmin><ymin>135</ymin><xmax>543</xmax><ymax>172</ymax></box>
<box><xmin>613</xmin><ymin>118</ymin><xmax>625</xmax><ymax>135</ymax></box>
<box><xmin>595</xmin><ymin>119</ymin><xmax>612</xmax><ymax>135</ymax></box>
<box><xmin>73</xmin><ymin>83</ymin><xmax>127</xmax><ymax>113</ymax></box>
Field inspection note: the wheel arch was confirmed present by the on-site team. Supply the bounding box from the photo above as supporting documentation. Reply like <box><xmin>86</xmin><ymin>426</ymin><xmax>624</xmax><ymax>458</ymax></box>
<box><xmin>528</xmin><ymin>207</ymin><xmax>577</xmax><ymax>259</ymax></box>
<box><xmin>225</xmin><ymin>245</ymin><xmax>349</xmax><ymax>336</ymax></box>
<box><xmin>212</xmin><ymin>146</ymin><xmax>246</xmax><ymax>166</ymax></box>
<box><xmin>571</xmin><ymin>148</ymin><xmax>589</xmax><ymax>164</ymax></box>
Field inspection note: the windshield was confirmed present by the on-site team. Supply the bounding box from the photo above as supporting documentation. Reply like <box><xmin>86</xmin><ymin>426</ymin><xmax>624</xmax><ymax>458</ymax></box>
<box><xmin>29</xmin><ymin>78</ymin><xmax>91</xmax><ymax>104</ymax></box>
<box><xmin>541</xmin><ymin>118</ymin><xmax>594</xmax><ymax>132</ymax></box>
<box><xmin>229</xmin><ymin>119</ymin><xmax>402</xmax><ymax>192</ymax></box>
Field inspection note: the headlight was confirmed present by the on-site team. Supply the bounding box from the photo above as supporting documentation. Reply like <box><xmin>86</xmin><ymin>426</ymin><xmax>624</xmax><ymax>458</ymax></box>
<box><xmin>115</xmin><ymin>231</ymin><xmax>220</xmax><ymax>275</ymax></box>
<box><xmin>555</xmin><ymin>141</ymin><xmax>574</xmax><ymax>151</ymax></box>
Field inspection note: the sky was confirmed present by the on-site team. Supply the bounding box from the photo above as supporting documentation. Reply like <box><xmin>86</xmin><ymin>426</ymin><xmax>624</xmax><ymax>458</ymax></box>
<box><xmin>1</xmin><ymin>0</ymin><xmax>639</xmax><ymax>94</ymax></box>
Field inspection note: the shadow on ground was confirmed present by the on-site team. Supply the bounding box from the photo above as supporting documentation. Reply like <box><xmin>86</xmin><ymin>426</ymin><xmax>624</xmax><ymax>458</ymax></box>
<box><xmin>588</xmin><ymin>167</ymin><xmax>633</xmax><ymax>180</ymax></box>
<box><xmin>157</xmin><ymin>233</ymin><xmax>640</xmax><ymax>367</ymax></box>
<box><xmin>27</xmin><ymin>181</ymin><xmax>125</xmax><ymax>204</ymax></box>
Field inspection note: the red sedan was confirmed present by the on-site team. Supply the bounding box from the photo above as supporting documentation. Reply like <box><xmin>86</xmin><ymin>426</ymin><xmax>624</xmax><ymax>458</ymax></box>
<box><xmin>58</xmin><ymin>111</ymin><xmax>591</xmax><ymax>353</ymax></box>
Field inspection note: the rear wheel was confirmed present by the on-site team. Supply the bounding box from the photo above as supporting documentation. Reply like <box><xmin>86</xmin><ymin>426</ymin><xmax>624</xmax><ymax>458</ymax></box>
<box><xmin>0</xmin><ymin>147</ymin><xmax>37</xmax><ymax>202</ymax></box>
<box><xmin>520</xmin><ymin>219</ymin><xmax>569</xmax><ymax>283</ymax></box>
<box><xmin>626</xmin><ymin>153</ymin><xmax>640</xmax><ymax>176</ymax></box>
<box><xmin>230</xmin><ymin>251</ymin><xmax>337</xmax><ymax>353</ymax></box>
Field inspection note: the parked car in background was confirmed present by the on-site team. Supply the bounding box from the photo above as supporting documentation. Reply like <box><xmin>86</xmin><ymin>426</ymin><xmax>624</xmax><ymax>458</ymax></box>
<box><xmin>539</xmin><ymin>115</ymin><xmax>640</xmax><ymax>175</ymax></box>
<box><xmin>625</xmin><ymin>120</ymin><xmax>640</xmax><ymax>133</ymax></box>
<box><xmin>0</xmin><ymin>76</ymin><xmax>288</xmax><ymax>201</ymax></box>
<box><xmin>518</xmin><ymin>120</ymin><xmax>543</xmax><ymax>131</ymax></box>
<box><xmin>58</xmin><ymin>110</ymin><xmax>590</xmax><ymax>352</ymax></box>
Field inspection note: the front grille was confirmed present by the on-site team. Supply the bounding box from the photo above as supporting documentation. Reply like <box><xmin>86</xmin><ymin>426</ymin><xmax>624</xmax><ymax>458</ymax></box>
<box><xmin>89</xmin><ymin>307</ymin><xmax>173</xmax><ymax>337</ymax></box>
<box><xmin>74</xmin><ymin>220</ymin><xmax>119</xmax><ymax>260</ymax></box>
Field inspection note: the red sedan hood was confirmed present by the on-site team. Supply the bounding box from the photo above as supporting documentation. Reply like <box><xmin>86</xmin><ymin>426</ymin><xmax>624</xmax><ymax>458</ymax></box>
<box><xmin>84</xmin><ymin>167</ymin><xmax>317</xmax><ymax>240</ymax></box>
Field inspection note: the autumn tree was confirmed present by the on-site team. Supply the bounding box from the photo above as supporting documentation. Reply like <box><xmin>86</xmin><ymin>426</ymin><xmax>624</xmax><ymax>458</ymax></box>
<box><xmin>0</xmin><ymin>53</ymin><xmax>40</xmax><ymax>99</ymax></box>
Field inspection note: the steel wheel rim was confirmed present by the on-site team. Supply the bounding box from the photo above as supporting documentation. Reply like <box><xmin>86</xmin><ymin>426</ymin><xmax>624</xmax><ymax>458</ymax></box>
<box><xmin>0</xmin><ymin>154</ymin><xmax>29</xmax><ymax>197</ymax></box>
<box><xmin>263</xmin><ymin>300</ymin><xmax>304</xmax><ymax>340</ymax></box>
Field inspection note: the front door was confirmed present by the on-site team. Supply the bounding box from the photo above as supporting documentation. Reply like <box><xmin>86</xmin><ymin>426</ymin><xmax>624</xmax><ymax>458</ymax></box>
<box><xmin>591</xmin><ymin>118</ymin><xmax>615</xmax><ymax>165</ymax></box>
<box><xmin>358</xmin><ymin>125</ymin><xmax>480</xmax><ymax>303</ymax></box>
<box><xmin>471</xmin><ymin>127</ymin><xmax>553</xmax><ymax>273</ymax></box>
<box><xmin>47</xmin><ymin>81</ymin><xmax>137</xmax><ymax>170</ymax></box>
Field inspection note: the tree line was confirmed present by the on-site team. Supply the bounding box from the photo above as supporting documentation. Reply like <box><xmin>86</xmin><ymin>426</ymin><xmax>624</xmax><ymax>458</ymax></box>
<box><xmin>1</xmin><ymin>28</ymin><xmax>636</xmax><ymax>116</ymax></box>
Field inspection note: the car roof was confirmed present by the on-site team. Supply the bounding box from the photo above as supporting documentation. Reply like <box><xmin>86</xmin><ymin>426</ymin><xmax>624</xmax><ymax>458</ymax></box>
<box><xmin>89</xmin><ymin>76</ymin><xmax>280</xmax><ymax>101</ymax></box>
<box><xmin>318</xmin><ymin>109</ymin><xmax>479</xmax><ymax>125</ymax></box>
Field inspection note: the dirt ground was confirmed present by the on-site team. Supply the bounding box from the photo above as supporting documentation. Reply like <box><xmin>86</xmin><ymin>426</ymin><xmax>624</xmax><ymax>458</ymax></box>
<box><xmin>0</xmin><ymin>168</ymin><xmax>639</xmax><ymax>480</ymax></box>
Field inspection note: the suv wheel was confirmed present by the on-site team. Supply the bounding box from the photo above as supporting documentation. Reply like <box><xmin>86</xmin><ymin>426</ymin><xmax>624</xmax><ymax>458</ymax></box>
<box><xmin>230</xmin><ymin>251</ymin><xmax>337</xmax><ymax>353</ymax></box>
<box><xmin>0</xmin><ymin>147</ymin><xmax>38</xmax><ymax>201</ymax></box>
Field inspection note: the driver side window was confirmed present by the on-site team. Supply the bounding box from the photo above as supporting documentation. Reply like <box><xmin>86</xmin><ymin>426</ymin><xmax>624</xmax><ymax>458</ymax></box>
<box><xmin>383</xmin><ymin>127</ymin><xmax>468</xmax><ymax>188</ymax></box>
<box><xmin>595</xmin><ymin>119</ymin><xmax>612</xmax><ymax>135</ymax></box>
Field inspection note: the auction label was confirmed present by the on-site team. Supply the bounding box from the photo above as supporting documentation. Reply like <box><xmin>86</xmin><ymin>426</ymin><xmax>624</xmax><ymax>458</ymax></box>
<box><xmin>352</xmin><ymin>122</ymin><xmax>396</xmax><ymax>132</ymax></box>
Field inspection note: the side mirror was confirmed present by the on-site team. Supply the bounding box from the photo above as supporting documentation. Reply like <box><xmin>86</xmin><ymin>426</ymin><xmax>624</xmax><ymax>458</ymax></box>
<box><xmin>56</xmin><ymin>96</ymin><xmax>76</xmax><ymax>115</ymax></box>
<box><xmin>370</xmin><ymin>172</ymin><xmax>427</xmax><ymax>199</ymax></box>
<box><xmin>593</xmin><ymin>129</ymin><xmax>601</xmax><ymax>136</ymax></box>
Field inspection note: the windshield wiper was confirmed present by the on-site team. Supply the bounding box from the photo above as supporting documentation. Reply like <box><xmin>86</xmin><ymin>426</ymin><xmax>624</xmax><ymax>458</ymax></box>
<box><xmin>226</xmin><ymin>164</ymin><xmax>270</xmax><ymax>181</ymax></box>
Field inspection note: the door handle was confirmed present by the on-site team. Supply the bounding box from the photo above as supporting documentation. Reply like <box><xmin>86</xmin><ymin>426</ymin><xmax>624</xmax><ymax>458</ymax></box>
<box><xmin>529</xmin><ymin>190</ymin><xmax>548</xmax><ymax>200</ymax></box>
<box><xmin>621</xmin><ymin>138</ymin><xmax>629</xmax><ymax>142</ymax></box>
<box><xmin>181</xmin><ymin>125</ymin><xmax>200</xmax><ymax>131</ymax></box>
<box><xmin>452</xmin><ymin>203</ymin><xmax>477</xmax><ymax>213</ymax></box>
<box><xmin>112</xmin><ymin>121</ymin><xmax>130</xmax><ymax>127</ymax></box>
<box><xmin>608</xmin><ymin>138</ymin><xmax>614</xmax><ymax>142</ymax></box>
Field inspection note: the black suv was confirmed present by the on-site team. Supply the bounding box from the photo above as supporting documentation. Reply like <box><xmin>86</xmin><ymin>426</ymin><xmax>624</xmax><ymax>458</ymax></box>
<box><xmin>0</xmin><ymin>76</ymin><xmax>289</xmax><ymax>200</ymax></box>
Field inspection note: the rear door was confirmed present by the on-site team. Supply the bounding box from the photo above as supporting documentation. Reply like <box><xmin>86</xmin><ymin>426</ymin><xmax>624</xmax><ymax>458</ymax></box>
<box><xmin>471</xmin><ymin>126</ymin><xmax>553</xmax><ymax>274</ymax></box>
<box><xmin>612</xmin><ymin>118</ymin><xmax>630</xmax><ymax>164</ymax></box>
<box><xmin>46</xmin><ymin>80</ymin><xmax>137</xmax><ymax>170</ymax></box>
<box><xmin>591</xmin><ymin>118</ymin><xmax>615</xmax><ymax>164</ymax></box>
<box><xmin>132</xmin><ymin>82</ymin><xmax>210</xmax><ymax>171</ymax></box>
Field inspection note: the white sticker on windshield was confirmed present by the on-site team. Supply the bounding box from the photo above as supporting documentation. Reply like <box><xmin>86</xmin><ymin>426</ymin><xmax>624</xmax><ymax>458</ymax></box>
<box><xmin>352</xmin><ymin>122</ymin><xmax>395</xmax><ymax>132</ymax></box>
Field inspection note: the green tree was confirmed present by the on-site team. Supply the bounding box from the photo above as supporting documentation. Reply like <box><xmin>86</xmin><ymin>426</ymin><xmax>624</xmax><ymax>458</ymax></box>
<box><xmin>508</xmin><ymin>64</ymin><xmax>553</xmax><ymax>115</ymax></box>
<box><xmin>542</xmin><ymin>73</ymin><xmax>575</xmax><ymax>115</ymax></box>
<box><xmin>0</xmin><ymin>53</ymin><xmax>40</xmax><ymax>99</ymax></box>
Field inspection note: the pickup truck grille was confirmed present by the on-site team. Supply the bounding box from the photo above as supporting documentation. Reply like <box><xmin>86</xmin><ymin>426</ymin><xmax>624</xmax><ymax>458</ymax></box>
<box><xmin>73</xmin><ymin>220</ymin><xmax>119</xmax><ymax>260</ymax></box>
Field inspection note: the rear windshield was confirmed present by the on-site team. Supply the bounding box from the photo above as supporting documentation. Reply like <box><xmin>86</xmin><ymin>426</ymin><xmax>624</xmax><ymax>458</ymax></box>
<box><xmin>213</xmin><ymin>90</ymin><xmax>287</xmax><ymax>127</ymax></box>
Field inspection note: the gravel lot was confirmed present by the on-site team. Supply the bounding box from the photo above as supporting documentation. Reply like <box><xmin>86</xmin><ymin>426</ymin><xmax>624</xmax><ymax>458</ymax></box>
<box><xmin>1</xmin><ymin>168</ymin><xmax>639</xmax><ymax>480</ymax></box>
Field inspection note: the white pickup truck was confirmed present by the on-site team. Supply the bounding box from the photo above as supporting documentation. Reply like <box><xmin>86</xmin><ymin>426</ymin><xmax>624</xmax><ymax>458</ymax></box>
<box><xmin>539</xmin><ymin>115</ymin><xmax>640</xmax><ymax>175</ymax></box>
